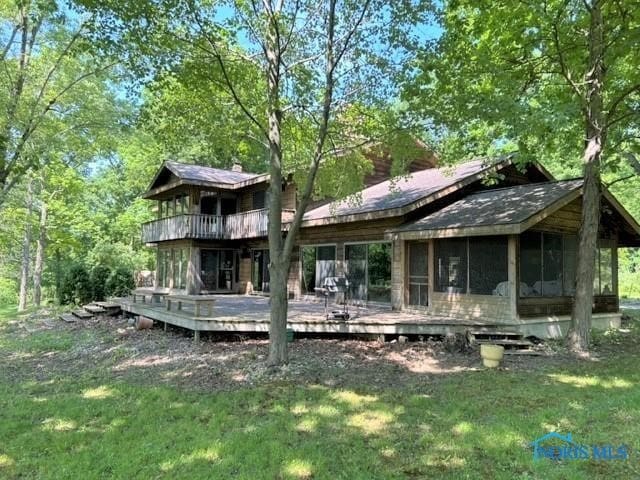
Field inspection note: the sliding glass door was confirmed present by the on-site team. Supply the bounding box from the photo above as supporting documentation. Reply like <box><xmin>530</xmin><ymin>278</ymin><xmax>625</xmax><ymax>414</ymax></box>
<box><xmin>200</xmin><ymin>249</ymin><xmax>235</xmax><ymax>292</ymax></box>
<box><xmin>252</xmin><ymin>249</ymin><xmax>270</xmax><ymax>292</ymax></box>
<box><xmin>345</xmin><ymin>243</ymin><xmax>391</xmax><ymax>303</ymax></box>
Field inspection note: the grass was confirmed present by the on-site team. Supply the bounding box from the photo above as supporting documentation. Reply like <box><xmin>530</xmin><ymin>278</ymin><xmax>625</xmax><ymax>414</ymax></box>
<box><xmin>0</xmin><ymin>314</ymin><xmax>639</xmax><ymax>479</ymax></box>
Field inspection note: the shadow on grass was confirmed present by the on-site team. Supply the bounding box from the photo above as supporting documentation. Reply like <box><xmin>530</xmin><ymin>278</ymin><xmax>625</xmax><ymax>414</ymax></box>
<box><xmin>0</xmin><ymin>358</ymin><xmax>638</xmax><ymax>480</ymax></box>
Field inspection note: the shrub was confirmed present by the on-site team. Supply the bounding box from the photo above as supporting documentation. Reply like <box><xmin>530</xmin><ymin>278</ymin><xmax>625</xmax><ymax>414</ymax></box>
<box><xmin>90</xmin><ymin>265</ymin><xmax>112</xmax><ymax>301</ymax></box>
<box><xmin>0</xmin><ymin>277</ymin><xmax>17</xmax><ymax>306</ymax></box>
<box><xmin>106</xmin><ymin>266</ymin><xmax>135</xmax><ymax>297</ymax></box>
<box><xmin>60</xmin><ymin>263</ymin><xmax>92</xmax><ymax>306</ymax></box>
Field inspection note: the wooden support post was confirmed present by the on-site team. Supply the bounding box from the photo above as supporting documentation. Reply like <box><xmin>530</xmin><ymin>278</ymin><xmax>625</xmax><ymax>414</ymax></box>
<box><xmin>163</xmin><ymin>321</ymin><xmax>167</xmax><ymax>332</ymax></box>
<box><xmin>427</xmin><ymin>240</ymin><xmax>435</xmax><ymax>311</ymax></box>
<box><xmin>508</xmin><ymin>235</ymin><xmax>519</xmax><ymax>321</ymax></box>
<box><xmin>194</xmin><ymin>330</ymin><xmax>200</xmax><ymax>343</ymax></box>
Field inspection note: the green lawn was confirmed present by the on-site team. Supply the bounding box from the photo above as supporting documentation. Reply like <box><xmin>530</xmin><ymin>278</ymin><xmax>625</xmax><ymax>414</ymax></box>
<box><xmin>0</xmin><ymin>310</ymin><xmax>638</xmax><ymax>479</ymax></box>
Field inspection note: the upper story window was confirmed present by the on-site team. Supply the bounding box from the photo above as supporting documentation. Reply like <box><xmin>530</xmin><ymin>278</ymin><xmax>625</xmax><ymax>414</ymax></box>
<box><xmin>159</xmin><ymin>194</ymin><xmax>190</xmax><ymax>218</ymax></box>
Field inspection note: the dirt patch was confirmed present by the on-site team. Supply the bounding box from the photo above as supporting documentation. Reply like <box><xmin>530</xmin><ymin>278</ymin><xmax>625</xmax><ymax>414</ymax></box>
<box><xmin>0</xmin><ymin>310</ymin><xmax>628</xmax><ymax>392</ymax></box>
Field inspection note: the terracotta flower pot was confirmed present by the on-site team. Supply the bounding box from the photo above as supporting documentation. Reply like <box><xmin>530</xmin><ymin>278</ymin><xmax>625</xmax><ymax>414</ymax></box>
<box><xmin>480</xmin><ymin>344</ymin><xmax>504</xmax><ymax>368</ymax></box>
<box><xmin>135</xmin><ymin>316</ymin><xmax>153</xmax><ymax>330</ymax></box>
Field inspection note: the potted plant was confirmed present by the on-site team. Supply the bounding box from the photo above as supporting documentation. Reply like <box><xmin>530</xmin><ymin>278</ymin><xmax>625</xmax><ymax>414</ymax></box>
<box><xmin>480</xmin><ymin>344</ymin><xmax>504</xmax><ymax>368</ymax></box>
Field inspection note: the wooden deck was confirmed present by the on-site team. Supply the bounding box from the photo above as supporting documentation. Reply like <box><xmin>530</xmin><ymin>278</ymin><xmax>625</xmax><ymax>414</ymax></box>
<box><xmin>120</xmin><ymin>295</ymin><xmax>501</xmax><ymax>336</ymax></box>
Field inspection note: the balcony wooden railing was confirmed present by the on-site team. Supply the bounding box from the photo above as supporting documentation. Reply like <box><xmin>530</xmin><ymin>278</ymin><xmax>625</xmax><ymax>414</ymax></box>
<box><xmin>141</xmin><ymin>209</ymin><xmax>296</xmax><ymax>243</ymax></box>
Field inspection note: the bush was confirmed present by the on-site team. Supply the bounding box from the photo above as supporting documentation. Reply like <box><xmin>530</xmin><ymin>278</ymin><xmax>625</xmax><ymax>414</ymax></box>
<box><xmin>60</xmin><ymin>263</ymin><xmax>92</xmax><ymax>306</ymax></box>
<box><xmin>90</xmin><ymin>265</ymin><xmax>112</xmax><ymax>301</ymax></box>
<box><xmin>106</xmin><ymin>266</ymin><xmax>135</xmax><ymax>297</ymax></box>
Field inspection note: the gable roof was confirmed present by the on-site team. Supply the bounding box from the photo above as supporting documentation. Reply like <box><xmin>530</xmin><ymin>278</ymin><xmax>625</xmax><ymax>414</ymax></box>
<box><xmin>142</xmin><ymin>161</ymin><xmax>269</xmax><ymax>198</ymax></box>
<box><xmin>389</xmin><ymin>180</ymin><xmax>584</xmax><ymax>239</ymax></box>
<box><xmin>302</xmin><ymin>156</ymin><xmax>548</xmax><ymax>226</ymax></box>
<box><xmin>164</xmin><ymin>161</ymin><xmax>261</xmax><ymax>185</ymax></box>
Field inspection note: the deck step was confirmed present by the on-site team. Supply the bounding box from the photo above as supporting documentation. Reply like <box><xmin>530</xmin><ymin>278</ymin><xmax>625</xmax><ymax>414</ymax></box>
<box><xmin>94</xmin><ymin>301</ymin><xmax>121</xmax><ymax>309</ymax></box>
<box><xmin>468</xmin><ymin>330</ymin><xmax>521</xmax><ymax>338</ymax></box>
<box><xmin>503</xmin><ymin>349</ymin><xmax>546</xmax><ymax>356</ymax></box>
<box><xmin>476</xmin><ymin>338</ymin><xmax>534</xmax><ymax>348</ymax></box>
<box><xmin>60</xmin><ymin>313</ymin><xmax>77</xmax><ymax>323</ymax></box>
<box><xmin>83</xmin><ymin>304</ymin><xmax>106</xmax><ymax>314</ymax></box>
<box><xmin>72</xmin><ymin>309</ymin><xmax>93</xmax><ymax>319</ymax></box>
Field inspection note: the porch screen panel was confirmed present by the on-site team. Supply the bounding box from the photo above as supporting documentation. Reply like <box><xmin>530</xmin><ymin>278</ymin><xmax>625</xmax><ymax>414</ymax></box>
<box><xmin>563</xmin><ymin>235</ymin><xmax>578</xmax><ymax>295</ymax></box>
<box><xmin>468</xmin><ymin>236</ymin><xmax>508</xmax><ymax>295</ymax></box>
<box><xmin>599</xmin><ymin>248</ymin><xmax>613</xmax><ymax>294</ymax></box>
<box><xmin>315</xmin><ymin>246</ymin><xmax>336</xmax><ymax>288</ymax></box>
<box><xmin>519</xmin><ymin>231</ymin><xmax>542</xmax><ymax>296</ymax></box>
<box><xmin>593</xmin><ymin>247</ymin><xmax>614</xmax><ymax>295</ymax></box>
<box><xmin>345</xmin><ymin>244</ymin><xmax>367</xmax><ymax>302</ymax></box>
<box><xmin>367</xmin><ymin>243</ymin><xmax>391</xmax><ymax>303</ymax></box>
<box><xmin>435</xmin><ymin>238</ymin><xmax>467</xmax><ymax>293</ymax></box>
<box><xmin>542</xmin><ymin>233</ymin><xmax>563</xmax><ymax>296</ymax></box>
<box><xmin>408</xmin><ymin>242</ymin><xmax>428</xmax><ymax>306</ymax></box>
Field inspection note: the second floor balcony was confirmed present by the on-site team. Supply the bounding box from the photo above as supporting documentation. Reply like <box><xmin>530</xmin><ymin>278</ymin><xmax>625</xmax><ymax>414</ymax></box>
<box><xmin>141</xmin><ymin>208</ymin><xmax>296</xmax><ymax>243</ymax></box>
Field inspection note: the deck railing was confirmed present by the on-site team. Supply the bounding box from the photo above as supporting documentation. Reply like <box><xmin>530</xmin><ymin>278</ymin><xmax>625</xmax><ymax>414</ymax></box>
<box><xmin>141</xmin><ymin>209</ymin><xmax>296</xmax><ymax>243</ymax></box>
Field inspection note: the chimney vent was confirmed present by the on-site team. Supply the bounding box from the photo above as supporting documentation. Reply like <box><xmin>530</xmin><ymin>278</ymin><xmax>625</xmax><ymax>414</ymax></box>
<box><xmin>231</xmin><ymin>163</ymin><xmax>243</xmax><ymax>173</ymax></box>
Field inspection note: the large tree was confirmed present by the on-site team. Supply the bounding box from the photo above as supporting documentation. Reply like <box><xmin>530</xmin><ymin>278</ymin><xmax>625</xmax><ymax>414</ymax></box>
<box><xmin>404</xmin><ymin>0</ymin><xmax>640</xmax><ymax>352</ymax></box>
<box><xmin>80</xmin><ymin>0</ymin><xmax>428</xmax><ymax>365</ymax></box>
<box><xmin>0</xmin><ymin>0</ymin><xmax>123</xmax><ymax>206</ymax></box>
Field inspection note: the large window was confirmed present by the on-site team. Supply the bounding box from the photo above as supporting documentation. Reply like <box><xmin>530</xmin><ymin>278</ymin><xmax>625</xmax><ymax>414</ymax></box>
<box><xmin>176</xmin><ymin>248</ymin><xmax>188</xmax><ymax>289</ymax></box>
<box><xmin>518</xmin><ymin>232</ymin><xmax>608</xmax><ymax>297</ymax></box>
<box><xmin>157</xmin><ymin>249</ymin><xmax>171</xmax><ymax>288</ymax></box>
<box><xmin>435</xmin><ymin>236</ymin><xmax>508</xmax><ymax>295</ymax></box>
<box><xmin>345</xmin><ymin>243</ymin><xmax>391</xmax><ymax>303</ymax></box>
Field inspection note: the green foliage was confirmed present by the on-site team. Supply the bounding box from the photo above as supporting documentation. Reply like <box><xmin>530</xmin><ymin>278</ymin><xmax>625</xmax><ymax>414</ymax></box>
<box><xmin>0</xmin><ymin>277</ymin><xmax>16</xmax><ymax>306</ymax></box>
<box><xmin>90</xmin><ymin>265</ymin><xmax>111</xmax><ymax>302</ymax></box>
<box><xmin>106</xmin><ymin>266</ymin><xmax>135</xmax><ymax>297</ymax></box>
<box><xmin>403</xmin><ymin>0</ymin><xmax>640</xmax><ymax>178</ymax></box>
<box><xmin>60</xmin><ymin>263</ymin><xmax>92</xmax><ymax>306</ymax></box>
<box><xmin>0</xmin><ymin>0</ymin><xmax>127</xmax><ymax>204</ymax></box>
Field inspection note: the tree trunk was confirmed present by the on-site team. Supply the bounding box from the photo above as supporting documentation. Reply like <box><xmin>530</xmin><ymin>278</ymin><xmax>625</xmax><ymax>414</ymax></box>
<box><xmin>33</xmin><ymin>199</ymin><xmax>47</xmax><ymax>307</ymax></box>
<box><xmin>568</xmin><ymin>1</ymin><xmax>605</xmax><ymax>353</ymax></box>
<box><xmin>265</xmin><ymin>7</ymin><xmax>288</xmax><ymax>366</ymax></box>
<box><xmin>18</xmin><ymin>179</ymin><xmax>34</xmax><ymax>311</ymax></box>
<box><xmin>54</xmin><ymin>247</ymin><xmax>62</xmax><ymax>304</ymax></box>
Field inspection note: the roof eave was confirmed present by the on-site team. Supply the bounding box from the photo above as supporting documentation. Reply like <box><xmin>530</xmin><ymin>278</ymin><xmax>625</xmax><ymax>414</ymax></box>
<box><xmin>386</xmin><ymin>224</ymin><xmax>521</xmax><ymax>241</ymax></box>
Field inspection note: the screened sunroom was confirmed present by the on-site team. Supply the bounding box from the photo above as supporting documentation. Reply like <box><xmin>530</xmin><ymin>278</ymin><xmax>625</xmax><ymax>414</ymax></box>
<box><xmin>388</xmin><ymin>180</ymin><xmax>640</xmax><ymax>322</ymax></box>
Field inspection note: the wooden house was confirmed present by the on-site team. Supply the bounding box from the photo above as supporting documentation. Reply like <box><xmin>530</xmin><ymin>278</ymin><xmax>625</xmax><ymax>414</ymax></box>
<box><xmin>128</xmin><ymin>155</ymin><xmax>640</xmax><ymax>339</ymax></box>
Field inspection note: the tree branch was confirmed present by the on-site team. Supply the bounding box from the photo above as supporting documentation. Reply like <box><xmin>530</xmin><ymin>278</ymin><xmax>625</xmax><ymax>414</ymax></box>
<box><xmin>187</xmin><ymin>1</ymin><xmax>269</xmax><ymax>139</ymax></box>
<box><xmin>606</xmin><ymin>83</ymin><xmax>640</xmax><ymax>125</ymax></box>
<box><xmin>283</xmin><ymin>0</ymin><xmax>340</xmax><ymax>260</ymax></box>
